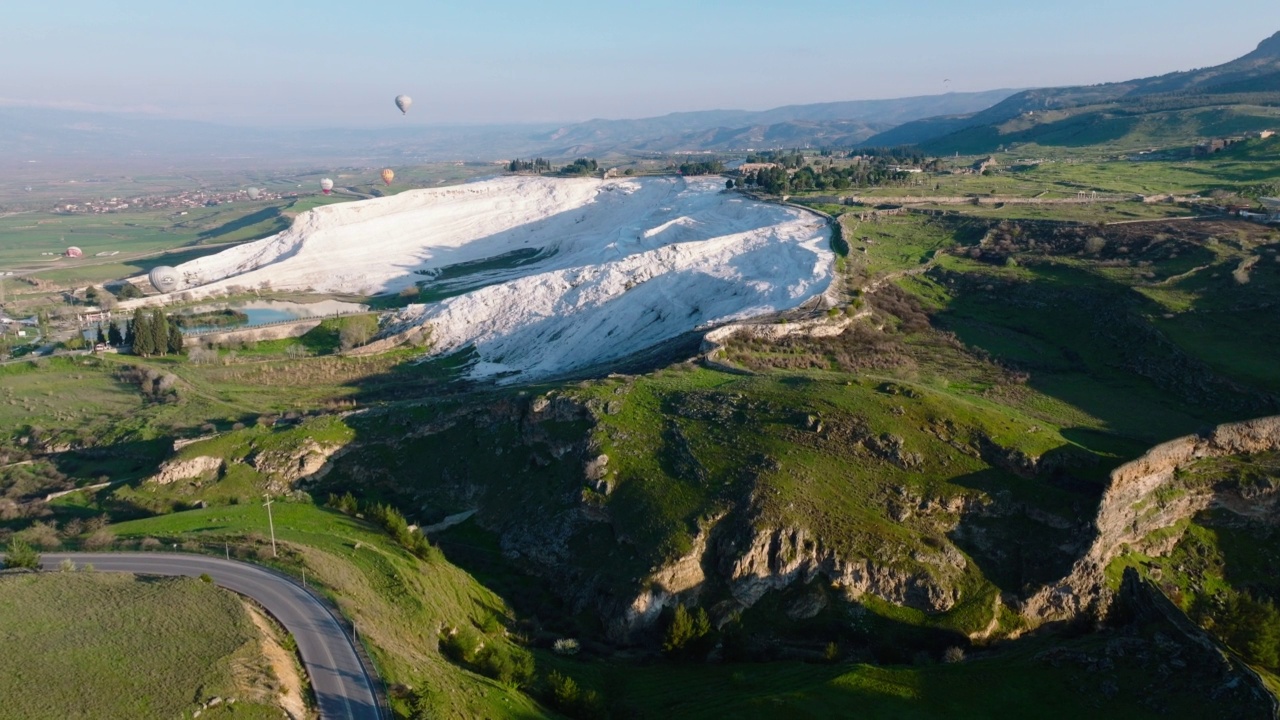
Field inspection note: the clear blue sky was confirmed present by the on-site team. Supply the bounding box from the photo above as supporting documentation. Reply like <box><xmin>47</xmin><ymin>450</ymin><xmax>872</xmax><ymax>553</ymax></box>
<box><xmin>3</xmin><ymin>1</ymin><xmax>1278</xmax><ymax>126</ymax></box>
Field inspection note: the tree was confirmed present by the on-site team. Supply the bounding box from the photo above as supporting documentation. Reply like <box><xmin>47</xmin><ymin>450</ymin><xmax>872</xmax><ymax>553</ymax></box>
<box><xmin>167</xmin><ymin>322</ymin><xmax>184</xmax><ymax>355</ymax></box>
<box><xmin>662</xmin><ymin>604</ymin><xmax>713</xmax><ymax>659</ymax></box>
<box><xmin>107</xmin><ymin>322</ymin><xmax>123</xmax><ymax>347</ymax></box>
<box><xmin>338</xmin><ymin>315</ymin><xmax>379</xmax><ymax>350</ymax></box>
<box><xmin>129</xmin><ymin>308</ymin><xmax>151</xmax><ymax>355</ymax></box>
<box><xmin>95</xmin><ymin>325</ymin><xmax>107</xmax><ymax>345</ymax></box>
<box><xmin>3</xmin><ymin>537</ymin><xmax>40</xmax><ymax>570</ymax></box>
<box><xmin>148</xmin><ymin>309</ymin><xmax>168</xmax><ymax>356</ymax></box>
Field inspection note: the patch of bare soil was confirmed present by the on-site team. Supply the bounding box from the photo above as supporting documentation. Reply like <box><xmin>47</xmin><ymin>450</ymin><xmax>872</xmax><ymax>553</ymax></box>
<box><xmin>241</xmin><ymin>600</ymin><xmax>313</xmax><ymax>720</ymax></box>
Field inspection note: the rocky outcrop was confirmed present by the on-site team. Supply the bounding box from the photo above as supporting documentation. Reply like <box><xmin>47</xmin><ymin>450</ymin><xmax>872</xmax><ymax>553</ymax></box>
<box><xmin>724</xmin><ymin>524</ymin><xmax>961</xmax><ymax>613</ymax></box>
<box><xmin>615</xmin><ymin>519</ymin><xmax>718</xmax><ymax>640</ymax></box>
<box><xmin>148</xmin><ymin>455</ymin><xmax>224</xmax><ymax>485</ymax></box>
<box><xmin>250</xmin><ymin>441</ymin><xmax>345</xmax><ymax>494</ymax></box>
<box><xmin>701</xmin><ymin>316</ymin><xmax>853</xmax><ymax>373</ymax></box>
<box><xmin>608</xmin><ymin>516</ymin><xmax>964</xmax><ymax>641</ymax></box>
<box><xmin>1024</xmin><ymin>415</ymin><xmax>1280</xmax><ymax>622</ymax></box>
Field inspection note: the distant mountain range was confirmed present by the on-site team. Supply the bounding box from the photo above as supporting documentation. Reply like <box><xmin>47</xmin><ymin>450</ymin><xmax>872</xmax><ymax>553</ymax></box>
<box><xmin>529</xmin><ymin>90</ymin><xmax>1019</xmax><ymax>154</ymax></box>
<box><xmin>4</xmin><ymin>31</ymin><xmax>1279</xmax><ymax>168</ymax></box>
<box><xmin>0</xmin><ymin>90</ymin><xmax>1017</xmax><ymax>168</ymax></box>
<box><xmin>864</xmin><ymin>30</ymin><xmax>1280</xmax><ymax>151</ymax></box>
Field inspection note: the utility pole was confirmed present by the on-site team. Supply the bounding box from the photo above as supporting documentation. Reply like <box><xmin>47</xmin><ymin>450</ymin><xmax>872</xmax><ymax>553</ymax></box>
<box><xmin>263</xmin><ymin>495</ymin><xmax>278</xmax><ymax>558</ymax></box>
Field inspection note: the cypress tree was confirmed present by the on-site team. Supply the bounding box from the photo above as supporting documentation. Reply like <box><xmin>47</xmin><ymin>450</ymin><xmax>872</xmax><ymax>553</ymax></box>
<box><xmin>149</xmin><ymin>309</ymin><xmax>167</xmax><ymax>356</ymax></box>
<box><xmin>129</xmin><ymin>309</ymin><xmax>150</xmax><ymax>355</ymax></box>
<box><xmin>167</xmin><ymin>322</ymin><xmax>184</xmax><ymax>355</ymax></box>
<box><xmin>107</xmin><ymin>323</ymin><xmax>123</xmax><ymax>347</ymax></box>
<box><xmin>95</xmin><ymin>325</ymin><xmax>107</xmax><ymax>345</ymax></box>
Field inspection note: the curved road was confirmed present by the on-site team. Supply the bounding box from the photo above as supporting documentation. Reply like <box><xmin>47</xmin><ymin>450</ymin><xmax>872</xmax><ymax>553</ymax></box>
<box><xmin>36</xmin><ymin>552</ymin><xmax>381</xmax><ymax>720</ymax></box>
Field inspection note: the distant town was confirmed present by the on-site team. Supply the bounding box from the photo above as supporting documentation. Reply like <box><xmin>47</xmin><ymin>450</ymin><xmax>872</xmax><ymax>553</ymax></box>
<box><xmin>53</xmin><ymin>187</ymin><xmax>295</xmax><ymax>215</ymax></box>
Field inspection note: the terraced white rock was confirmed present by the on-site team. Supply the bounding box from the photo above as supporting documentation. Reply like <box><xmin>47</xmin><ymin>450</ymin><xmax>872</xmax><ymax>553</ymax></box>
<box><xmin>157</xmin><ymin>175</ymin><xmax>833</xmax><ymax>382</ymax></box>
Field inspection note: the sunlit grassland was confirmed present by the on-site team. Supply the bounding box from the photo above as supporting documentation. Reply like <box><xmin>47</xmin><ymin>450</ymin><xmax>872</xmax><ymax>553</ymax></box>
<box><xmin>0</xmin><ymin>571</ymin><xmax>279</xmax><ymax>720</ymax></box>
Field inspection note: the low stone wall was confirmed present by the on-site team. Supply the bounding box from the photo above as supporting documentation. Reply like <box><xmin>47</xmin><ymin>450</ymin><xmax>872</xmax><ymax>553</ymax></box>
<box><xmin>183</xmin><ymin>319</ymin><xmax>323</xmax><ymax>347</ymax></box>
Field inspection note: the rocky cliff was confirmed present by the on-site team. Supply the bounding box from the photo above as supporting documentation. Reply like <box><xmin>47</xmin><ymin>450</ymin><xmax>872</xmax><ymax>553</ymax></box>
<box><xmin>1024</xmin><ymin>415</ymin><xmax>1280</xmax><ymax>622</ymax></box>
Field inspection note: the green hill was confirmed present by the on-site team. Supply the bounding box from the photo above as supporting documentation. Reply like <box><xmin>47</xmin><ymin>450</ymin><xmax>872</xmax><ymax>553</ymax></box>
<box><xmin>865</xmin><ymin>30</ymin><xmax>1280</xmax><ymax>150</ymax></box>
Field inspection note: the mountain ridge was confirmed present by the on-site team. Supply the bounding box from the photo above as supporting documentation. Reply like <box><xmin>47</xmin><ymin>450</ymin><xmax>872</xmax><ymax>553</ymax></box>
<box><xmin>864</xmin><ymin>30</ymin><xmax>1280</xmax><ymax>148</ymax></box>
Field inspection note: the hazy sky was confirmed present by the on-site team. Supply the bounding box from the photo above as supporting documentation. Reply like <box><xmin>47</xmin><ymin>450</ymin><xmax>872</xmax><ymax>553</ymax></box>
<box><xmin>3</xmin><ymin>1</ymin><xmax>1278</xmax><ymax>127</ymax></box>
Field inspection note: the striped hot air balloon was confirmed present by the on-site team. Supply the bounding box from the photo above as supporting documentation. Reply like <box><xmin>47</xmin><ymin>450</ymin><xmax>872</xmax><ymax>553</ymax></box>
<box><xmin>320</xmin><ymin>178</ymin><xmax>334</xmax><ymax>195</ymax></box>
<box><xmin>381</xmin><ymin>168</ymin><xmax>394</xmax><ymax>186</ymax></box>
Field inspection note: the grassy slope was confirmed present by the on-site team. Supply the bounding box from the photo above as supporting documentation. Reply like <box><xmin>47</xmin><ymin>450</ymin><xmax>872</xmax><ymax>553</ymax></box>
<box><xmin>106</xmin><ymin>502</ymin><xmax>551</xmax><ymax>719</ymax></box>
<box><xmin>923</xmin><ymin>104</ymin><xmax>1280</xmax><ymax>156</ymax></box>
<box><xmin>543</xmin><ymin>631</ymin><xmax>1233</xmax><ymax>720</ymax></box>
<box><xmin>0</xmin><ymin>571</ymin><xmax>278</xmax><ymax>720</ymax></box>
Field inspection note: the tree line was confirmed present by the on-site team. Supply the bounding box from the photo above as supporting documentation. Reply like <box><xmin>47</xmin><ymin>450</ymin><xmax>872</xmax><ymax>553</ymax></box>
<box><xmin>677</xmin><ymin>159</ymin><xmax>725</xmax><ymax>175</ymax></box>
<box><xmin>558</xmin><ymin>158</ymin><xmax>599</xmax><ymax>176</ymax></box>
<box><xmin>96</xmin><ymin>308</ymin><xmax>185</xmax><ymax>356</ymax></box>
<box><xmin>507</xmin><ymin>157</ymin><xmax>552</xmax><ymax>172</ymax></box>
<box><xmin>739</xmin><ymin>156</ymin><xmax>942</xmax><ymax>193</ymax></box>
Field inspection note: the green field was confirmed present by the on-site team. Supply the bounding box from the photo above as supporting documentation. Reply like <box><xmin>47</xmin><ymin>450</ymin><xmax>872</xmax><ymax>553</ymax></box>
<box><xmin>0</xmin><ymin>571</ymin><xmax>280</xmax><ymax>720</ymax></box>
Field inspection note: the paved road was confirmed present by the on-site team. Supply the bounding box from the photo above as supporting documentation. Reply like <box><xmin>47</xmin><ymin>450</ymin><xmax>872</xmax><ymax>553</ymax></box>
<box><xmin>37</xmin><ymin>552</ymin><xmax>381</xmax><ymax>720</ymax></box>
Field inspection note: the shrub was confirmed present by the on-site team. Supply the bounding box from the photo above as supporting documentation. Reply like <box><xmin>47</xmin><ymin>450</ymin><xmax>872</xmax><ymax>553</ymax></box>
<box><xmin>553</xmin><ymin>638</ymin><xmax>581</xmax><ymax>656</ymax></box>
<box><xmin>3</xmin><ymin>537</ymin><xmax>40</xmax><ymax>569</ymax></box>
<box><xmin>943</xmin><ymin>646</ymin><xmax>966</xmax><ymax>663</ymax></box>
<box><xmin>662</xmin><ymin>604</ymin><xmax>714</xmax><ymax>659</ymax></box>
<box><xmin>824</xmin><ymin>641</ymin><xmax>841</xmax><ymax>663</ymax></box>
<box><xmin>546</xmin><ymin>671</ymin><xmax>580</xmax><ymax>711</ymax></box>
<box><xmin>17</xmin><ymin>521</ymin><xmax>61</xmax><ymax>550</ymax></box>
<box><xmin>439</xmin><ymin>626</ymin><xmax>483</xmax><ymax>664</ymax></box>
<box><xmin>83</xmin><ymin>528</ymin><xmax>115</xmax><ymax>550</ymax></box>
<box><xmin>476</xmin><ymin>645</ymin><xmax>534</xmax><ymax>688</ymax></box>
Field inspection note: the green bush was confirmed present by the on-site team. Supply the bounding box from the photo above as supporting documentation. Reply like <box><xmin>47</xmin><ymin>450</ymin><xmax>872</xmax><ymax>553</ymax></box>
<box><xmin>439</xmin><ymin>626</ymin><xmax>483</xmax><ymax>665</ymax></box>
<box><xmin>475</xmin><ymin>644</ymin><xmax>534</xmax><ymax>688</ymax></box>
<box><xmin>3</xmin><ymin>538</ymin><xmax>40</xmax><ymax>570</ymax></box>
<box><xmin>547</xmin><ymin>671</ymin><xmax>580</xmax><ymax>710</ymax></box>
<box><xmin>662</xmin><ymin>604</ymin><xmax>714</xmax><ymax>660</ymax></box>
<box><xmin>1217</xmin><ymin>593</ymin><xmax>1280</xmax><ymax>669</ymax></box>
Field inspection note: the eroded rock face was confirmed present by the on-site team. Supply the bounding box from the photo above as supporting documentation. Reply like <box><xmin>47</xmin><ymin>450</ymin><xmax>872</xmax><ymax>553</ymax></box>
<box><xmin>250</xmin><ymin>441</ymin><xmax>345</xmax><ymax>494</ymax></box>
<box><xmin>148</xmin><ymin>455</ymin><xmax>224</xmax><ymax>485</ymax></box>
<box><xmin>613</xmin><ymin>520</ymin><xmax>717</xmax><ymax>641</ymax></box>
<box><xmin>606</xmin><ymin>516</ymin><xmax>964</xmax><ymax>642</ymax></box>
<box><xmin>1024</xmin><ymin>415</ymin><xmax>1280</xmax><ymax>622</ymax></box>
<box><xmin>723</xmin><ymin>525</ymin><xmax>961</xmax><ymax>613</ymax></box>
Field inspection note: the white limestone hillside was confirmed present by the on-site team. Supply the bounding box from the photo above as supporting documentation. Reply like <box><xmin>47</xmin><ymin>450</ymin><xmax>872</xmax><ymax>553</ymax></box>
<box><xmin>158</xmin><ymin>175</ymin><xmax>833</xmax><ymax>382</ymax></box>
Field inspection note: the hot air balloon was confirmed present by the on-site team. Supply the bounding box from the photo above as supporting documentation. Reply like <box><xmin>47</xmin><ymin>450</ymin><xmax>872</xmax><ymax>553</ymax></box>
<box><xmin>148</xmin><ymin>265</ymin><xmax>180</xmax><ymax>293</ymax></box>
<box><xmin>65</xmin><ymin>246</ymin><xmax>83</xmax><ymax>258</ymax></box>
<box><xmin>320</xmin><ymin>178</ymin><xmax>334</xmax><ymax>195</ymax></box>
<box><xmin>247</xmin><ymin>187</ymin><xmax>261</xmax><ymax>200</ymax></box>
<box><xmin>381</xmin><ymin>169</ymin><xmax>395</xmax><ymax>186</ymax></box>
<box><xmin>395</xmin><ymin>95</ymin><xmax>412</xmax><ymax>115</ymax></box>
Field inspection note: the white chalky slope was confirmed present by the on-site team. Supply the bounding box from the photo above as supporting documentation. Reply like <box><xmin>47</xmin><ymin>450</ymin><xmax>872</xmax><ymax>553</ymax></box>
<box><xmin>166</xmin><ymin>175</ymin><xmax>833</xmax><ymax>382</ymax></box>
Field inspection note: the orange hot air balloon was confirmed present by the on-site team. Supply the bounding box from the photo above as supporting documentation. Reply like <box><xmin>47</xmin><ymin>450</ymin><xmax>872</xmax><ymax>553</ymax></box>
<box><xmin>381</xmin><ymin>168</ymin><xmax>395</xmax><ymax>186</ymax></box>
